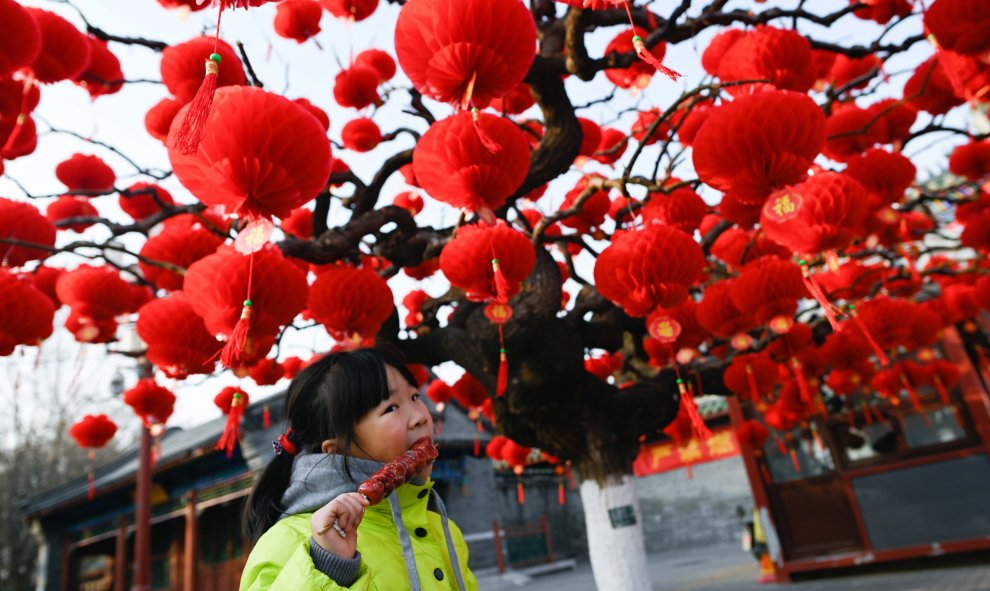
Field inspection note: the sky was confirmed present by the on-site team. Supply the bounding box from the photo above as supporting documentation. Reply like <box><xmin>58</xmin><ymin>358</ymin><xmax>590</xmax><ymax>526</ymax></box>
<box><xmin>0</xmin><ymin>0</ymin><xmax>973</xmax><ymax>448</ymax></box>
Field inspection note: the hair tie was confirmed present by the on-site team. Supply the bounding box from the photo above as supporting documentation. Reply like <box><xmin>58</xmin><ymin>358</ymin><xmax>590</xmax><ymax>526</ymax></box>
<box><xmin>272</xmin><ymin>427</ymin><xmax>300</xmax><ymax>456</ymax></box>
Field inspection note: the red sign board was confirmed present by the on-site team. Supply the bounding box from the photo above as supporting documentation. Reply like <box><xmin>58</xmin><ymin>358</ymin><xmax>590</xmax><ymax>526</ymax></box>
<box><xmin>633</xmin><ymin>427</ymin><xmax>740</xmax><ymax>477</ymax></box>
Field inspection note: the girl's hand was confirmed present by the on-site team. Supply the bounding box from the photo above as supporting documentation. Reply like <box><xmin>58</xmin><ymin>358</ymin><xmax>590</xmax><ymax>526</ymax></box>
<box><xmin>311</xmin><ymin>492</ymin><xmax>370</xmax><ymax>558</ymax></box>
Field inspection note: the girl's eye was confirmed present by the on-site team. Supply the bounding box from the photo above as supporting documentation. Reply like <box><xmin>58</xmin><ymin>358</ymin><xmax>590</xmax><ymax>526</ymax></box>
<box><xmin>412</xmin><ymin>393</ymin><xmax>421</xmax><ymax>401</ymax></box>
<box><xmin>384</xmin><ymin>404</ymin><xmax>399</xmax><ymax>414</ymax></box>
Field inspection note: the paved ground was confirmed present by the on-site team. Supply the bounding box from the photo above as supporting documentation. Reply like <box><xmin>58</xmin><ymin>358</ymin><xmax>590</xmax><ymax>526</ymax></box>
<box><xmin>475</xmin><ymin>543</ymin><xmax>990</xmax><ymax>591</ymax></box>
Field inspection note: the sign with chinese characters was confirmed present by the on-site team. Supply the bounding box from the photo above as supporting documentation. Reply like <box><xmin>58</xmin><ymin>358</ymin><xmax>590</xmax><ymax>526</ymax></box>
<box><xmin>632</xmin><ymin>426</ymin><xmax>740</xmax><ymax>477</ymax></box>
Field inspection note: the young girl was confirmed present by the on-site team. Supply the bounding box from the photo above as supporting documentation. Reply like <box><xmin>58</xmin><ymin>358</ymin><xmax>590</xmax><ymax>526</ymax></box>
<box><xmin>240</xmin><ymin>348</ymin><xmax>478</xmax><ymax>590</ymax></box>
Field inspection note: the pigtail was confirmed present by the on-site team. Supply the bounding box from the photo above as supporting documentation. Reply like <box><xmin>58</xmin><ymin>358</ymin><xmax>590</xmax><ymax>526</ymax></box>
<box><xmin>243</xmin><ymin>449</ymin><xmax>296</xmax><ymax>542</ymax></box>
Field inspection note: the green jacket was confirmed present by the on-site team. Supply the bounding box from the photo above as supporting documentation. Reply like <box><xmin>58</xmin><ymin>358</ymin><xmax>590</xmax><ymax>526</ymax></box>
<box><xmin>240</xmin><ymin>478</ymin><xmax>479</xmax><ymax>591</ymax></box>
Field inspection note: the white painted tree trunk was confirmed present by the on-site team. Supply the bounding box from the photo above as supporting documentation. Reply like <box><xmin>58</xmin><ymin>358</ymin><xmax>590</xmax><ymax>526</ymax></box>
<box><xmin>579</xmin><ymin>475</ymin><xmax>652</xmax><ymax>591</ymax></box>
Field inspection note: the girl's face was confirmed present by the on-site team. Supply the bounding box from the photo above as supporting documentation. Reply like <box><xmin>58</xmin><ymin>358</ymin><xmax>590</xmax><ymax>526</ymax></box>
<box><xmin>350</xmin><ymin>364</ymin><xmax>434</xmax><ymax>477</ymax></box>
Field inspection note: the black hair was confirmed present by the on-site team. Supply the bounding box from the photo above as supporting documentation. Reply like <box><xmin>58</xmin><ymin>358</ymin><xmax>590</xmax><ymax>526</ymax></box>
<box><xmin>243</xmin><ymin>346</ymin><xmax>419</xmax><ymax>542</ymax></box>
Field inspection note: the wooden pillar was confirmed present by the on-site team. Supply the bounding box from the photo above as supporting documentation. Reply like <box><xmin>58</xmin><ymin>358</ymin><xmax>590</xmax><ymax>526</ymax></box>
<box><xmin>183</xmin><ymin>491</ymin><xmax>199</xmax><ymax>591</ymax></box>
<box><xmin>114</xmin><ymin>516</ymin><xmax>128</xmax><ymax>591</ymax></box>
<box><xmin>60</xmin><ymin>538</ymin><xmax>71</xmax><ymax>591</ymax></box>
<box><xmin>943</xmin><ymin>327</ymin><xmax>990</xmax><ymax>457</ymax></box>
<box><xmin>131</xmin><ymin>423</ymin><xmax>152</xmax><ymax>591</ymax></box>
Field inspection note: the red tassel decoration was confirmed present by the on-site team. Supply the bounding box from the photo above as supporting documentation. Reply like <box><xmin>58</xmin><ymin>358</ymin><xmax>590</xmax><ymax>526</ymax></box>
<box><xmin>472</xmin><ymin>108</ymin><xmax>501</xmax><ymax>154</ymax></box>
<box><xmin>789</xmin><ymin>448</ymin><xmax>801</xmax><ymax>473</ymax></box>
<box><xmin>565</xmin><ymin>464</ymin><xmax>577</xmax><ymax>490</ymax></box>
<box><xmin>491</xmin><ymin>256</ymin><xmax>511</xmax><ymax>397</ymax></box>
<box><xmin>221</xmin><ymin>299</ymin><xmax>253</xmax><ymax>367</ymax></box>
<box><xmin>262</xmin><ymin>404</ymin><xmax>271</xmax><ymax>429</ymax></box>
<box><xmin>745</xmin><ymin>363</ymin><xmax>761</xmax><ymax>402</ymax></box>
<box><xmin>496</xmin><ymin>344</ymin><xmax>508</xmax><ymax>397</ymax></box>
<box><xmin>677</xmin><ymin>378</ymin><xmax>711</xmax><ymax>440</ymax></box>
<box><xmin>791</xmin><ymin>358</ymin><xmax>812</xmax><ymax>405</ymax></box>
<box><xmin>685</xmin><ymin>462</ymin><xmax>693</xmax><ymax>479</ymax></box>
<box><xmin>848</xmin><ymin>305</ymin><xmax>889</xmax><ymax>367</ymax></box>
<box><xmin>800</xmin><ymin>264</ymin><xmax>841</xmax><ymax>331</ymax></box>
<box><xmin>631</xmin><ymin>35</ymin><xmax>682</xmax><ymax>81</ymax></box>
<box><xmin>558</xmin><ymin>479</ymin><xmax>566</xmax><ymax>506</ymax></box>
<box><xmin>933</xmin><ymin>376</ymin><xmax>951</xmax><ymax>406</ymax></box>
<box><xmin>172</xmin><ymin>54</ymin><xmax>221</xmax><ymax>155</ymax></box>
<box><xmin>516</xmin><ymin>480</ymin><xmax>525</xmax><ymax>505</ymax></box>
<box><xmin>216</xmin><ymin>390</ymin><xmax>246</xmax><ymax>457</ymax></box>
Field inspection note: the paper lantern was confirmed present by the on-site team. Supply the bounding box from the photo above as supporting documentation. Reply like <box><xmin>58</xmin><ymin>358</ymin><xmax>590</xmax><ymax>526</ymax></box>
<box><xmin>826</xmin><ymin>54</ymin><xmax>882</xmax><ymax>90</ymax></box>
<box><xmin>439</xmin><ymin>221</ymin><xmax>535</xmax><ymax>302</ymax></box>
<box><xmin>307</xmin><ymin>264</ymin><xmax>394</xmax><ymax>344</ymax></box>
<box><xmin>23</xmin><ymin>8</ymin><xmax>92</xmax><ymax>83</ymax></box>
<box><xmin>851</xmin><ymin>0</ymin><xmax>912</xmax><ymax>24</ymax></box>
<box><xmin>274</xmin><ymin>0</ymin><xmax>323</xmax><ymax>43</ymax></box>
<box><xmin>949</xmin><ymin>140</ymin><xmax>990</xmax><ymax>182</ymax></box>
<box><xmin>56</xmin><ymin>265</ymin><xmax>137</xmax><ymax>320</ymax></box>
<box><xmin>592</xmin><ymin>128</ymin><xmax>629</xmax><ymax>166</ymax></box>
<box><xmin>641</xmin><ymin>180</ymin><xmax>707</xmax><ymax>233</ymax></box>
<box><xmin>716</xmin><ymin>26</ymin><xmax>815</xmax><ymax>96</ymax></box>
<box><xmin>123</xmin><ymin>379</ymin><xmax>176</xmax><ymax>426</ymax></box>
<box><xmin>413</xmin><ymin>111</ymin><xmax>530</xmax><ymax>215</ymax></box>
<box><xmin>0</xmin><ymin>0</ymin><xmax>41</xmax><ymax>79</ymax></box>
<box><xmin>119</xmin><ymin>182</ymin><xmax>175</xmax><ymax>221</ymax></box>
<box><xmin>843</xmin><ymin>148</ymin><xmax>916</xmax><ymax>206</ymax></box>
<box><xmin>702</xmin><ymin>29</ymin><xmax>745</xmax><ymax>76</ymax></box>
<box><xmin>724</xmin><ymin>353</ymin><xmax>778</xmax><ymax>401</ymax></box>
<box><xmin>136</xmin><ymin>292</ymin><xmax>219</xmax><ymax>379</ymax></box>
<box><xmin>692</xmin><ymin>90</ymin><xmax>825</xmax><ymax>204</ymax></box>
<box><xmin>760</xmin><ymin>172</ymin><xmax>869</xmax><ymax>255</ymax></box>
<box><xmin>74</xmin><ymin>36</ymin><xmax>123</xmax><ymax>98</ymax></box>
<box><xmin>138</xmin><ymin>215</ymin><xmax>223</xmax><ymax>291</ymax></box>
<box><xmin>293</xmin><ymin>98</ymin><xmax>330</xmax><ymax>130</ymax></box>
<box><xmin>250</xmin><ymin>357</ymin><xmax>285</xmax><ymax>385</ymax></box>
<box><xmin>710</xmin><ymin>227</ymin><xmax>791</xmax><ymax>270</ymax></box>
<box><xmin>333</xmin><ymin>65</ymin><xmax>381</xmax><ymax>109</ymax></box>
<box><xmin>730</xmin><ymin>258</ymin><xmax>807</xmax><ymax>326</ymax></box>
<box><xmin>354</xmin><ymin>49</ymin><xmax>396</xmax><ymax>83</ymax></box>
<box><xmin>855</xmin><ymin>296</ymin><xmax>942</xmax><ymax>351</ymax></box>
<box><xmin>184</xmin><ymin>244</ymin><xmax>308</xmax><ymax>341</ymax></box>
<box><xmin>594</xmin><ymin>222</ymin><xmax>704</xmax><ymax>317</ymax></box>
<box><xmin>394</xmin><ymin>0</ymin><xmax>536</xmax><ymax>107</ymax></box>
<box><xmin>925</xmin><ymin>0</ymin><xmax>990</xmax><ymax>56</ymax></box>
<box><xmin>280</xmin><ymin>207</ymin><xmax>313</xmax><ymax>239</ymax></box>
<box><xmin>558</xmin><ymin>175</ymin><xmax>612</xmax><ymax>235</ymax></box>
<box><xmin>341</xmin><ymin>117</ymin><xmax>382</xmax><ymax>152</ymax></box>
<box><xmin>605</xmin><ymin>26</ymin><xmax>666</xmax><ymax>89</ymax></box>
<box><xmin>46</xmin><ymin>196</ymin><xmax>99</xmax><ymax>232</ymax></box>
<box><xmin>160</xmin><ymin>36</ymin><xmax>245</xmax><ymax>104</ymax></box>
<box><xmin>735</xmin><ymin>420</ymin><xmax>770</xmax><ymax>453</ymax></box>
<box><xmin>29</xmin><ymin>265</ymin><xmax>65</xmax><ymax>309</ymax></box>
<box><xmin>168</xmin><ymin>86</ymin><xmax>332</xmax><ymax>220</ymax></box>
<box><xmin>145</xmin><ymin>98</ymin><xmax>183</xmax><ymax>143</ymax></box>
<box><xmin>55</xmin><ymin>154</ymin><xmax>116</xmax><ymax>193</ymax></box>
<box><xmin>321</xmin><ymin>0</ymin><xmax>378</xmax><ymax>21</ymax></box>
<box><xmin>0</xmin><ymin>197</ymin><xmax>55</xmax><ymax>267</ymax></box>
<box><xmin>0</xmin><ymin>269</ymin><xmax>55</xmax><ymax>355</ymax></box>
<box><xmin>69</xmin><ymin>415</ymin><xmax>117</xmax><ymax>449</ymax></box>
<box><xmin>903</xmin><ymin>56</ymin><xmax>964</xmax><ymax>116</ymax></box>
<box><xmin>696</xmin><ymin>279</ymin><xmax>756</xmax><ymax>338</ymax></box>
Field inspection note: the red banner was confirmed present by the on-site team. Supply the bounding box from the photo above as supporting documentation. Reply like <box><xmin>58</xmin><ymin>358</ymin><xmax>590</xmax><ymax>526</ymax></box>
<box><xmin>633</xmin><ymin>426</ymin><xmax>740</xmax><ymax>477</ymax></box>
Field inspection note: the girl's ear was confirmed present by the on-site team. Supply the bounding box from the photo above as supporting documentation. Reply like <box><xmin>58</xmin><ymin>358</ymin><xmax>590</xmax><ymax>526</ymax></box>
<box><xmin>321</xmin><ymin>439</ymin><xmax>337</xmax><ymax>454</ymax></box>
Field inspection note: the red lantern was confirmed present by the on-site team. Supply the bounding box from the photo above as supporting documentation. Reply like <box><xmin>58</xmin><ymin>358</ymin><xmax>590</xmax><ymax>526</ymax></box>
<box><xmin>293</xmin><ymin>98</ymin><xmax>330</xmax><ymax>131</ymax></box>
<box><xmin>74</xmin><ymin>36</ymin><xmax>123</xmax><ymax>98</ymax></box>
<box><xmin>274</xmin><ymin>0</ymin><xmax>323</xmax><ymax>43</ymax></box>
<box><xmin>592</xmin><ymin>128</ymin><xmax>629</xmax><ymax>166</ymax></box>
<box><xmin>696</xmin><ymin>279</ymin><xmax>757</xmax><ymax>339</ymax></box>
<box><xmin>949</xmin><ymin>140</ymin><xmax>990</xmax><ymax>182</ymax></box>
<box><xmin>124</xmin><ymin>379</ymin><xmax>176</xmax><ymax>426</ymax></box>
<box><xmin>46</xmin><ymin>197</ymin><xmax>99</xmax><ymax>232</ymax></box>
<box><xmin>724</xmin><ymin>353</ymin><xmax>778</xmax><ymax>402</ymax></box>
<box><xmin>934</xmin><ymin>50</ymin><xmax>990</xmax><ymax>104</ymax></box>
<box><xmin>730</xmin><ymin>258</ymin><xmax>807</xmax><ymax>326</ymax></box>
<box><xmin>413</xmin><ymin>111</ymin><xmax>530</xmax><ymax>216</ymax></box>
<box><xmin>320</xmin><ymin>0</ymin><xmax>378</xmax><ymax>21</ymax></box>
<box><xmin>394</xmin><ymin>0</ymin><xmax>536</xmax><ymax>108</ymax></box>
<box><xmin>426</xmin><ymin>380</ymin><xmax>454</xmax><ymax>411</ymax></box>
<box><xmin>280</xmin><ymin>207</ymin><xmax>314</xmax><ymax>239</ymax></box>
<box><xmin>160</xmin><ymin>36</ymin><xmax>245</xmax><ymax>104</ymax></box>
<box><xmin>29</xmin><ymin>265</ymin><xmax>65</xmax><ymax>308</ymax></box>
<box><xmin>0</xmin><ymin>269</ymin><xmax>55</xmax><ymax>355</ymax></box>
<box><xmin>119</xmin><ymin>182</ymin><xmax>175</xmax><ymax>221</ymax></box>
<box><xmin>392</xmin><ymin>192</ymin><xmax>424</xmax><ymax>216</ymax></box>
<box><xmin>69</xmin><ymin>414</ymin><xmax>117</xmax><ymax>449</ymax></box>
<box><xmin>716</xmin><ymin>26</ymin><xmax>816</xmax><ymax>96</ymax></box>
<box><xmin>851</xmin><ymin>0</ymin><xmax>912</xmax><ymax>24</ymax></box>
<box><xmin>693</xmin><ymin>90</ymin><xmax>825</xmax><ymax>204</ymax></box>
<box><xmin>23</xmin><ymin>8</ymin><xmax>92</xmax><ymax>84</ymax></box>
<box><xmin>843</xmin><ymin>148</ymin><xmax>916</xmax><ymax>207</ymax></box>
<box><xmin>184</xmin><ymin>244</ymin><xmax>308</xmax><ymax>347</ymax></box>
<box><xmin>855</xmin><ymin>296</ymin><xmax>942</xmax><ymax>351</ymax></box>
<box><xmin>452</xmin><ymin>372</ymin><xmax>488</xmax><ymax>408</ymax></box>
<box><xmin>333</xmin><ymin>65</ymin><xmax>381</xmax><ymax>109</ymax></box>
<box><xmin>439</xmin><ymin>221</ymin><xmax>535</xmax><ymax>302</ymax></box>
<box><xmin>760</xmin><ymin>172</ymin><xmax>869</xmax><ymax>255</ymax></box>
<box><xmin>924</xmin><ymin>0</ymin><xmax>990</xmax><ymax>56</ymax></box>
<box><xmin>0</xmin><ymin>0</ymin><xmax>41</xmax><ymax>79</ymax></box>
<box><xmin>307</xmin><ymin>264</ymin><xmax>394</xmax><ymax>345</ymax></box>
<box><xmin>354</xmin><ymin>49</ymin><xmax>396</xmax><ymax>83</ymax></box>
<box><xmin>136</xmin><ymin>292</ymin><xmax>219</xmax><ymax>379</ymax></box>
<box><xmin>56</xmin><ymin>265</ymin><xmax>139</xmax><ymax>321</ymax></box>
<box><xmin>168</xmin><ymin>86</ymin><xmax>332</xmax><ymax>220</ymax></box>
<box><xmin>250</xmin><ymin>357</ymin><xmax>285</xmax><ymax>385</ymax></box>
<box><xmin>138</xmin><ymin>215</ymin><xmax>224</xmax><ymax>291</ymax></box>
<box><xmin>594</xmin><ymin>222</ymin><xmax>704</xmax><ymax>317</ymax></box>
<box><xmin>576</xmin><ymin>118</ymin><xmax>603</xmax><ymax>159</ymax></box>
<box><xmin>710</xmin><ymin>227</ymin><xmax>791</xmax><ymax>270</ymax></box>
<box><xmin>55</xmin><ymin>154</ymin><xmax>116</xmax><ymax>193</ymax></box>
<box><xmin>341</xmin><ymin>117</ymin><xmax>382</xmax><ymax>152</ymax></box>
<box><xmin>702</xmin><ymin>29</ymin><xmax>745</xmax><ymax>76</ymax></box>
<box><xmin>145</xmin><ymin>98</ymin><xmax>182</xmax><ymax>143</ymax></box>
<box><xmin>558</xmin><ymin>175</ymin><xmax>612</xmax><ymax>235</ymax></box>
<box><xmin>826</xmin><ymin>54</ymin><xmax>882</xmax><ymax>90</ymax></box>
<box><xmin>903</xmin><ymin>56</ymin><xmax>963</xmax><ymax>116</ymax></box>
<box><xmin>641</xmin><ymin>180</ymin><xmax>708</xmax><ymax>233</ymax></box>
<box><xmin>820</xmin><ymin>329</ymin><xmax>874</xmax><ymax>371</ymax></box>
<box><xmin>630</xmin><ymin>109</ymin><xmax>669</xmax><ymax>146</ymax></box>
<box><xmin>485</xmin><ymin>81</ymin><xmax>535</xmax><ymax>115</ymax></box>
<box><xmin>735</xmin><ymin>420</ymin><xmax>770</xmax><ymax>456</ymax></box>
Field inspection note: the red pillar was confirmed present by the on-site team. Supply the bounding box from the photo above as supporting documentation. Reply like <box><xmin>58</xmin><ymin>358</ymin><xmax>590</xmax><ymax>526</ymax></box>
<box><xmin>184</xmin><ymin>491</ymin><xmax>199</xmax><ymax>591</ymax></box>
<box><xmin>114</xmin><ymin>516</ymin><xmax>128</xmax><ymax>591</ymax></box>
<box><xmin>131</xmin><ymin>423</ymin><xmax>152</xmax><ymax>591</ymax></box>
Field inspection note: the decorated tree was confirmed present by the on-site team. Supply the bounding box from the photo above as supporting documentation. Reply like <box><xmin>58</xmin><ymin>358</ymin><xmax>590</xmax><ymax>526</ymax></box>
<box><xmin>2</xmin><ymin>0</ymin><xmax>990</xmax><ymax>588</ymax></box>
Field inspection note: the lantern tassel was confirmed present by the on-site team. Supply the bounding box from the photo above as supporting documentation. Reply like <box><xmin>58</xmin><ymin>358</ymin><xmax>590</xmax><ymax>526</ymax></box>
<box><xmin>492</xmin><ymin>256</ymin><xmax>510</xmax><ymax>397</ymax></box>
<box><xmin>87</xmin><ymin>450</ymin><xmax>96</xmax><ymax>501</ymax></box>
<box><xmin>516</xmin><ymin>480</ymin><xmax>525</xmax><ymax>505</ymax></box>
<box><xmin>262</xmin><ymin>403</ymin><xmax>271</xmax><ymax>429</ymax></box>
<box><xmin>631</xmin><ymin>35</ymin><xmax>682</xmax><ymax>81</ymax></box>
<box><xmin>471</xmin><ymin>107</ymin><xmax>501</xmax><ymax>154</ymax></box>
<box><xmin>851</xmin><ymin>311</ymin><xmax>889</xmax><ymax>367</ymax></box>
<box><xmin>496</xmin><ymin>345</ymin><xmax>508</xmax><ymax>397</ymax></box>
<box><xmin>221</xmin><ymin>250</ymin><xmax>256</xmax><ymax>368</ymax></box>
<box><xmin>801</xmin><ymin>269</ymin><xmax>841</xmax><ymax>331</ymax></box>
<box><xmin>933</xmin><ymin>376</ymin><xmax>951</xmax><ymax>406</ymax></box>
<box><xmin>900</xmin><ymin>373</ymin><xmax>930</xmax><ymax>426</ymax></box>
<box><xmin>677</xmin><ymin>378</ymin><xmax>711</xmax><ymax>440</ymax></box>
<box><xmin>745</xmin><ymin>363</ymin><xmax>761</xmax><ymax>402</ymax></box>
<box><xmin>216</xmin><ymin>391</ymin><xmax>246</xmax><ymax>458</ymax></box>
<box><xmin>172</xmin><ymin>55</ymin><xmax>221</xmax><ymax>155</ymax></box>
<box><xmin>558</xmin><ymin>479</ymin><xmax>566</xmax><ymax>506</ymax></box>
<box><xmin>791</xmin><ymin>358</ymin><xmax>812</xmax><ymax>405</ymax></box>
